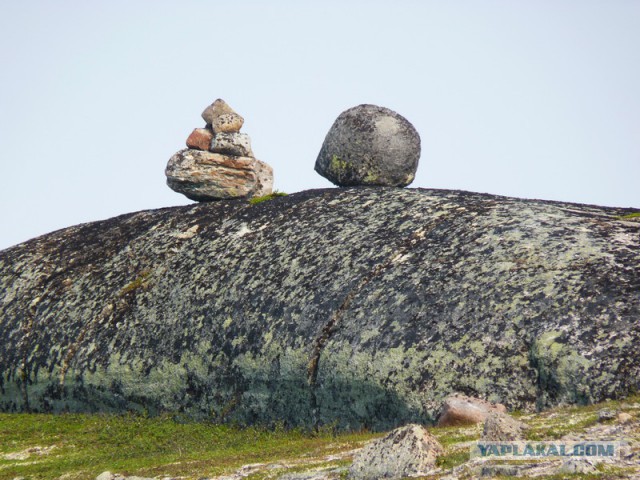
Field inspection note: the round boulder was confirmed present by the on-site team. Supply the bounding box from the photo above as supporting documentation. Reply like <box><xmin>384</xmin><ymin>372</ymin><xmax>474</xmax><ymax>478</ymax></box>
<box><xmin>314</xmin><ymin>104</ymin><xmax>420</xmax><ymax>187</ymax></box>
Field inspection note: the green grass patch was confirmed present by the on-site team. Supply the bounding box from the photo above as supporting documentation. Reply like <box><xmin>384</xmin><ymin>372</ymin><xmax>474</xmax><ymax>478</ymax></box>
<box><xmin>248</xmin><ymin>190</ymin><xmax>287</xmax><ymax>205</ymax></box>
<box><xmin>617</xmin><ymin>212</ymin><xmax>640</xmax><ymax>220</ymax></box>
<box><xmin>430</xmin><ymin>426</ymin><xmax>479</xmax><ymax>447</ymax></box>
<box><xmin>435</xmin><ymin>449</ymin><xmax>469</xmax><ymax>470</ymax></box>
<box><xmin>3</xmin><ymin>395</ymin><xmax>640</xmax><ymax>479</ymax></box>
<box><xmin>0</xmin><ymin>413</ymin><xmax>376</xmax><ymax>480</ymax></box>
<box><xmin>526</xmin><ymin>413</ymin><xmax>599</xmax><ymax>441</ymax></box>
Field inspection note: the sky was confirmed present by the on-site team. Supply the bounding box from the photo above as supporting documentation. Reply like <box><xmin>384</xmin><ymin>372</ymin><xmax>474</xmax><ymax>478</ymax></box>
<box><xmin>1</xmin><ymin>1</ymin><xmax>639</xmax><ymax>250</ymax></box>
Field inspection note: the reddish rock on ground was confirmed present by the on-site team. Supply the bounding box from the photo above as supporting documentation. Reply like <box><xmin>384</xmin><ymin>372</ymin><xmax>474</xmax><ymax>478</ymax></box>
<box><xmin>437</xmin><ymin>393</ymin><xmax>506</xmax><ymax>427</ymax></box>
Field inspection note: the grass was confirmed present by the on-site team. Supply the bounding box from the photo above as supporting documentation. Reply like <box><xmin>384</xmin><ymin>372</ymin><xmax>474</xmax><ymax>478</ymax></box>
<box><xmin>248</xmin><ymin>190</ymin><xmax>287</xmax><ymax>205</ymax></box>
<box><xmin>2</xmin><ymin>395</ymin><xmax>640</xmax><ymax>479</ymax></box>
<box><xmin>435</xmin><ymin>449</ymin><xmax>469</xmax><ymax>470</ymax></box>
<box><xmin>617</xmin><ymin>212</ymin><xmax>640</xmax><ymax>220</ymax></box>
<box><xmin>0</xmin><ymin>413</ymin><xmax>377</xmax><ymax>480</ymax></box>
<box><xmin>525</xmin><ymin>413</ymin><xmax>600</xmax><ymax>441</ymax></box>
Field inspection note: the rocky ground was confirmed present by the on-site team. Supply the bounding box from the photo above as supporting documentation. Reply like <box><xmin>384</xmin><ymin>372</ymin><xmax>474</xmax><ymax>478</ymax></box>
<box><xmin>204</xmin><ymin>399</ymin><xmax>640</xmax><ymax>479</ymax></box>
<box><xmin>3</xmin><ymin>396</ymin><xmax>640</xmax><ymax>479</ymax></box>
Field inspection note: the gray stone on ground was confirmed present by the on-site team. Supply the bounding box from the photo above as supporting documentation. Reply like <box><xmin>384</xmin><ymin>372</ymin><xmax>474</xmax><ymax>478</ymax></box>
<box><xmin>165</xmin><ymin>149</ymin><xmax>272</xmax><ymax>201</ymax></box>
<box><xmin>482</xmin><ymin>412</ymin><xmax>528</xmax><ymax>441</ymax></box>
<box><xmin>278</xmin><ymin>470</ymin><xmax>341</xmax><ymax>480</ymax></box>
<box><xmin>598</xmin><ymin>408</ymin><xmax>617</xmax><ymax>422</ymax></box>
<box><xmin>202</xmin><ymin>98</ymin><xmax>235</xmax><ymax>125</ymax></box>
<box><xmin>314</xmin><ymin>104</ymin><xmax>420</xmax><ymax>187</ymax></box>
<box><xmin>348</xmin><ymin>424</ymin><xmax>443</xmax><ymax>479</ymax></box>
<box><xmin>437</xmin><ymin>393</ymin><xmax>507</xmax><ymax>427</ymax></box>
<box><xmin>96</xmin><ymin>473</ymin><xmax>119</xmax><ymax>480</ymax></box>
<box><xmin>95</xmin><ymin>473</ymin><xmax>157</xmax><ymax>480</ymax></box>
<box><xmin>479</xmin><ymin>465</ymin><xmax>523</xmax><ymax>477</ymax></box>
<box><xmin>558</xmin><ymin>457</ymin><xmax>597</xmax><ymax>474</ymax></box>
<box><xmin>210</xmin><ymin>132</ymin><xmax>253</xmax><ymax>157</ymax></box>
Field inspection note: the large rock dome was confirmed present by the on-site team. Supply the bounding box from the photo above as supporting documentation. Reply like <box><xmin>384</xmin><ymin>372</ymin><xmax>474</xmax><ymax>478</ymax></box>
<box><xmin>0</xmin><ymin>188</ymin><xmax>638</xmax><ymax>430</ymax></box>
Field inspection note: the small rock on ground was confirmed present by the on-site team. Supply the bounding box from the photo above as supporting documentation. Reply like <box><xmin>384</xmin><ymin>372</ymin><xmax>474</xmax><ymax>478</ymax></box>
<box><xmin>598</xmin><ymin>408</ymin><xmax>617</xmax><ymax>421</ymax></box>
<box><xmin>437</xmin><ymin>393</ymin><xmax>506</xmax><ymax>427</ymax></box>
<box><xmin>558</xmin><ymin>457</ymin><xmax>598</xmax><ymax>474</ymax></box>
<box><xmin>482</xmin><ymin>411</ymin><xmax>528</xmax><ymax>441</ymax></box>
<box><xmin>618</xmin><ymin>412</ymin><xmax>634</xmax><ymax>424</ymax></box>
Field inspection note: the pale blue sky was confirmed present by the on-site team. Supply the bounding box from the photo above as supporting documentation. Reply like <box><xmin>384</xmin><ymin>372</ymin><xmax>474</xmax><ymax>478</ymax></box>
<box><xmin>1</xmin><ymin>1</ymin><xmax>639</xmax><ymax>250</ymax></box>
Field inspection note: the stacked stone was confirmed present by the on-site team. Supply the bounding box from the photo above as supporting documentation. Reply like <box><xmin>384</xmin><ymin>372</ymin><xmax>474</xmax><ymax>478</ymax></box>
<box><xmin>165</xmin><ymin>99</ymin><xmax>273</xmax><ymax>201</ymax></box>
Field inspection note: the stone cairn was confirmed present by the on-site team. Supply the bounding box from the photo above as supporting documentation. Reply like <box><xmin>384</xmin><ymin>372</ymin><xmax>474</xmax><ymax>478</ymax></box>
<box><xmin>165</xmin><ymin>99</ymin><xmax>273</xmax><ymax>201</ymax></box>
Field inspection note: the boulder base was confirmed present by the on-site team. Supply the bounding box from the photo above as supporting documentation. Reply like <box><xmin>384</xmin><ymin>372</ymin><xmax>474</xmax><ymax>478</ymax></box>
<box><xmin>315</xmin><ymin>104</ymin><xmax>420</xmax><ymax>187</ymax></box>
<box><xmin>165</xmin><ymin>149</ymin><xmax>272</xmax><ymax>201</ymax></box>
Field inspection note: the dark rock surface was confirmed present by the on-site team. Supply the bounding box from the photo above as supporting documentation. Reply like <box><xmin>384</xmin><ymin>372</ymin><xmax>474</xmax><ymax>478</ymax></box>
<box><xmin>0</xmin><ymin>188</ymin><xmax>639</xmax><ymax>431</ymax></box>
<box><xmin>314</xmin><ymin>105</ymin><xmax>420</xmax><ymax>187</ymax></box>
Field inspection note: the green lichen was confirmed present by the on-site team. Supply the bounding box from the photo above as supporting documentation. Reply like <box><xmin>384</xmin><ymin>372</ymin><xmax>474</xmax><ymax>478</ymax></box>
<box><xmin>330</xmin><ymin>154</ymin><xmax>346</xmax><ymax>170</ymax></box>
<box><xmin>119</xmin><ymin>270</ymin><xmax>151</xmax><ymax>295</ymax></box>
<box><xmin>330</xmin><ymin>155</ymin><xmax>353</xmax><ymax>181</ymax></box>
<box><xmin>249</xmin><ymin>190</ymin><xmax>287</xmax><ymax>205</ymax></box>
<box><xmin>530</xmin><ymin>331</ymin><xmax>594</xmax><ymax>408</ymax></box>
<box><xmin>363</xmin><ymin>171</ymin><xmax>378</xmax><ymax>183</ymax></box>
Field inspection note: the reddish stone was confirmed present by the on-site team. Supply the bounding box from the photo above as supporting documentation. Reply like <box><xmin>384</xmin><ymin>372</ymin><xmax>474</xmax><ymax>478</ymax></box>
<box><xmin>186</xmin><ymin>128</ymin><xmax>213</xmax><ymax>151</ymax></box>
<box><xmin>437</xmin><ymin>393</ymin><xmax>507</xmax><ymax>427</ymax></box>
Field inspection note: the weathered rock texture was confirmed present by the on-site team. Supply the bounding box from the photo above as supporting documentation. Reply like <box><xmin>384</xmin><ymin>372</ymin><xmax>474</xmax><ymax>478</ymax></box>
<box><xmin>315</xmin><ymin>104</ymin><xmax>420</xmax><ymax>187</ymax></box>
<box><xmin>482</xmin><ymin>412</ymin><xmax>528</xmax><ymax>441</ymax></box>
<box><xmin>202</xmin><ymin>99</ymin><xmax>236</xmax><ymax>125</ymax></box>
<box><xmin>348</xmin><ymin>424</ymin><xmax>443</xmax><ymax>479</ymax></box>
<box><xmin>165</xmin><ymin>149</ymin><xmax>272</xmax><ymax>202</ymax></box>
<box><xmin>212</xmin><ymin>112</ymin><xmax>244</xmax><ymax>134</ymax></box>
<box><xmin>211</xmin><ymin>132</ymin><xmax>253</xmax><ymax>157</ymax></box>
<box><xmin>0</xmin><ymin>188</ymin><xmax>639</xmax><ymax>431</ymax></box>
